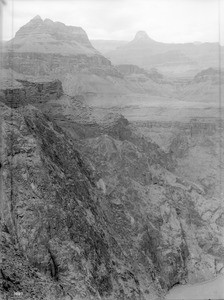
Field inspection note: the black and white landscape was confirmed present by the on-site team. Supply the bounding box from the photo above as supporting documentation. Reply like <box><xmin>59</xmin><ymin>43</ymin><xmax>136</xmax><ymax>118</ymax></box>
<box><xmin>0</xmin><ymin>1</ymin><xmax>224</xmax><ymax>299</ymax></box>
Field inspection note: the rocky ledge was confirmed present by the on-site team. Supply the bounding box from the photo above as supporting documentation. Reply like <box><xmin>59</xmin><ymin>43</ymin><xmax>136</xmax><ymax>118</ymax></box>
<box><xmin>0</xmin><ymin>79</ymin><xmax>63</xmax><ymax>108</ymax></box>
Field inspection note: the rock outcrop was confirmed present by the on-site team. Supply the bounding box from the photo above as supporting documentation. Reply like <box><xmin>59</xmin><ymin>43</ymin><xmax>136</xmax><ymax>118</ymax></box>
<box><xmin>0</xmin><ymin>79</ymin><xmax>63</xmax><ymax>108</ymax></box>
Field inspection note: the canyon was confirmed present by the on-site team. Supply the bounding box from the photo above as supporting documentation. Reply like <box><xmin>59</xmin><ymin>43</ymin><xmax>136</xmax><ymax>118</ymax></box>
<box><xmin>0</xmin><ymin>15</ymin><xmax>224</xmax><ymax>300</ymax></box>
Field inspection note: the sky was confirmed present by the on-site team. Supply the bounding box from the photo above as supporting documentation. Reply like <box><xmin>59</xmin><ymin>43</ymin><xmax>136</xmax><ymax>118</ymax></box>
<box><xmin>1</xmin><ymin>0</ymin><xmax>224</xmax><ymax>44</ymax></box>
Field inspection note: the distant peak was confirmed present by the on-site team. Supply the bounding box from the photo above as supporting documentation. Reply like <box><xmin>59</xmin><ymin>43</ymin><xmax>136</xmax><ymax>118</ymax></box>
<box><xmin>134</xmin><ymin>31</ymin><xmax>150</xmax><ymax>40</ymax></box>
<box><xmin>31</xmin><ymin>15</ymin><xmax>42</xmax><ymax>21</ymax></box>
<box><xmin>44</xmin><ymin>18</ymin><xmax>54</xmax><ymax>24</ymax></box>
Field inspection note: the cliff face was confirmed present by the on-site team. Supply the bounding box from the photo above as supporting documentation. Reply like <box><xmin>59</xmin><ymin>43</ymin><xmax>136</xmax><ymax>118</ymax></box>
<box><xmin>2</xmin><ymin>52</ymin><xmax>112</xmax><ymax>77</ymax></box>
<box><xmin>78</xmin><ymin>114</ymin><xmax>224</xmax><ymax>288</ymax></box>
<box><xmin>134</xmin><ymin>119</ymin><xmax>224</xmax><ymax>199</ymax></box>
<box><xmin>1</xmin><ymin>79</ymin><xmax>224</xmax><ymax>299</ymax></box>
<box><xmin>0</xmin><ymin>104</ymin><xmax>146</xmax><ymax>300</ymax></box>
<box><xmin>0</xmin><ymin>80</ymin><xmax>63</xmax><ymax>108</ymax></box>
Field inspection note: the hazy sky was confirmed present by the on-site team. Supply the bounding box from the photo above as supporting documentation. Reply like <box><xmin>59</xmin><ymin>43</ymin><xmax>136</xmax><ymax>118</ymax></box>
<box><xmin>2</xmin><ymin>0</ymin><xmax>224</xmax><ymax>44</ymax></box>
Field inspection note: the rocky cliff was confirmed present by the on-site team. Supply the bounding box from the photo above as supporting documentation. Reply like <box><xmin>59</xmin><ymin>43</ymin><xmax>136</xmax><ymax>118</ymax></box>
<box><xmin>134</xmin><ymin>118</ymin><xmax>224</xmax><ymax>200</ymax></box>
<box><xmin>0</xmin><ymin>79</ymin><xmax>63</xmax><ymax>108</ymax></box>
<box><xmin>1</xmin><ymin>13</ymin><xmax>224</xmax><ymax>299</ymax></box>
<box><xmin>0</xmin><ymin>103</ymin><xmax>147</xmax><ymax>300</ymax></box>
<box><xmin>78</xmin><ymin>114</ymin><xmax>224</xmax><ymax>287</ymax></box>
<box><xmin>2</xmin><ymin>52</ymin><xmax>112</xmax><ymax>77</ymax></box>
<box><xmin>1</xmin><ymin>79</ymin><xmax>224</xmax><ymax>300</ymax></box>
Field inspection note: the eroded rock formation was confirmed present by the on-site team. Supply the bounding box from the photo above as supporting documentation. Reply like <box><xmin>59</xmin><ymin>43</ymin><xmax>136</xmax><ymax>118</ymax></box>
<box><xmin>0</xmin><ymin>103</ymin><xmax>146</xmax><ymax>300</ymax></box>
<box><xmin>1</xmin><ymin>80</ymin><xmax>223</xmax><ymax>299</ymax></box>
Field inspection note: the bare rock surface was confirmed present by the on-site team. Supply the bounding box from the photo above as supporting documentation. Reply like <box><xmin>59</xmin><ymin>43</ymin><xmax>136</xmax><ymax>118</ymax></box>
<box><xmin>1</xmin><ymin>80</ymin><xmax>224</xmax><ymax>299</ymax></box>
<box><xmin>0</xmin><ymin>104</ymin><xmax>148</xmax><ymax>300</ymax></box>
<box><xmin>0</xmin><ymin>78</ymin><xmax>63</xmax><ymax>108</ymax></box>
<box><xmin>78</xmin><ymin>114</ymin><xmax>224</xmax><ymax>288</ymax></box>
<box><xmin>1</xmin><ymin>15</ymin><xmax>224</xmax><ymax>300</ymax></box>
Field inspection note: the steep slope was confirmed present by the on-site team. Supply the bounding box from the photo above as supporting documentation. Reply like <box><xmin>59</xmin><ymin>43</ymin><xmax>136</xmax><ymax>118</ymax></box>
<box><xmin>134</xmin><ymin>116</ymin><xmax>224</xmax><ymax>200</ymax></box>
<box><xmin>0</xmin><ymin>73</ymin><xmax>99</xmax><ymax>140</ymax></box>
<box><xmin>78</xmin><ymin>114</ymin><xmax>224</xmax><ymax>289</ymax></box>
<box><xmin>1</xmin><ymin>77</ymin><xmax>224</xmax><ymax>299</ymax></box>
<box><xmin>0</xmin><ymin>103</ymin><xmax>148</xmax><ymax>300</ymax></box>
